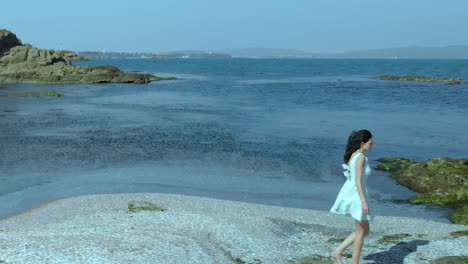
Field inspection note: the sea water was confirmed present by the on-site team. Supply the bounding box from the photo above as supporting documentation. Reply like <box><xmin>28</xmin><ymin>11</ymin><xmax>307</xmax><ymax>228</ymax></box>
<box><xmin>1</xmin><ymin>58</ymin><xmax>467</xmax><ymax>220</ymax></box>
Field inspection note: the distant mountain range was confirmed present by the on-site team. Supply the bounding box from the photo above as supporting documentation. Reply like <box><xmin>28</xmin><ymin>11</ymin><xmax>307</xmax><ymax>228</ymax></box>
<box><xmin>77</xmin><ymin>45</ymin><xmax>468</xmax><ymax>59</ymax></box>
<box><xmin>216</xmin><ymin>47</ymin><xmax>319</xmax><ymax>58</ymax></box>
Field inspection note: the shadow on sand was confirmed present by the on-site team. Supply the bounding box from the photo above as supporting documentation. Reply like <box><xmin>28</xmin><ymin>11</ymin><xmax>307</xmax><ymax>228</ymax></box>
<box><xmin>364</xmin><ymin>240</ymin><xmax>429</xmax><ymax>264</ymax></box>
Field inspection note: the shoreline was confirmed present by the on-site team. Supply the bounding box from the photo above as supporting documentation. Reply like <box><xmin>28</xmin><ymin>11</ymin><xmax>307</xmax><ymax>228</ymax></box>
<box><xmin>0</xmin><ymin>193</ymin><xmax>466</xmax><ymax>264</ymax></box>
<box><xmin>0</xmin><ymin>171</ymin><xmax>454</xmax><ymax>223</ymax></box>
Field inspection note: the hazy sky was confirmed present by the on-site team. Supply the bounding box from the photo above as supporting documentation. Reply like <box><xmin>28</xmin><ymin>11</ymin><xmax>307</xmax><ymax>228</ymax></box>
<box><xmin>2</xmin><ymin>0</ymin><xmax>467</xmax><ymax>53</ymax></box>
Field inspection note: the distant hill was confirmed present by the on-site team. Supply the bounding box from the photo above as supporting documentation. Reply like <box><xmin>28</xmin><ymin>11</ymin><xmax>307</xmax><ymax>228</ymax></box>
<box><xmin>217</xmin><ymin>47</ymin><xmax>319</xmax><ymax>58</ymax></box>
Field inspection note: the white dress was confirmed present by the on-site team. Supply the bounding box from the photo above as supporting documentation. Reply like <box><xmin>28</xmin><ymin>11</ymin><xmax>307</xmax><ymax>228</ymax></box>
<box><xmin>330</xmin><ymin>152</ymin><xmax>374</xmax><ymax>221</ymax></box>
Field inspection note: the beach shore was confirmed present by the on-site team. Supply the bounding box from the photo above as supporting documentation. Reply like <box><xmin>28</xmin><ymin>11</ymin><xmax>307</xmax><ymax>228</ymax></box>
<box><xmin>0</xmin><ymin>193</ymin><xmax>466</xmax><ymax>264</ymax></box>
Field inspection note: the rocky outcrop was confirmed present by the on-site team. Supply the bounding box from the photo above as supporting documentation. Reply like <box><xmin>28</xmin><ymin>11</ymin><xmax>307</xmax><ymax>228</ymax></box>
<box><xmin>0</xmin><ymin>91</ymin><xmax>63</xmax><ymax>97</ymax></box>
<box><xmin>373</xmin><ymin>75</ymin><xmax>467</xmax><ymax>85</ymax></box>
<box><xmin>375</xmin><ymin>157</ymin><xmax>468</xmax><ymax>225</ymax></box>
<box><xmin>0</xmin><ymin>29</ymin><xmax>22</xmax><ymax>56</ymax></box>
<box><xmin>57</xmin><ymin>50</ymin><xmax>87</xmax><ymax>61</ymax></box>
<box><xmin>0</xmin><ymin>29</ymin><xmax>168</xmax><ymax>84</ymax></box>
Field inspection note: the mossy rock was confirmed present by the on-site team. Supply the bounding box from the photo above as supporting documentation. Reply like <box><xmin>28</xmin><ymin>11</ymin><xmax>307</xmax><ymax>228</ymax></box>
<box><xmin>400</xmin><ymin>158</ymin><xmax>467</xmax><ymax>193</ymax></box>
<box><xmin>430</xmin><ymin>256</ymin><xmax>468</xmax><ymax>264</ymax></box>
<box><xmin>375</xmin><ymin>163</ymin><xmax>396</xmax><ymax>172</ymax></box>
<box><xmin>449</xmin><ymin>205</ymin><xmax>468</xmax><ymax>225</ymax></box>
<box><xmin>233</xmin><ymin>258</ymin><xmax>262</xmax><ymax>264</ymax></box>
<box><xmin>149</xmin><ymin>76</ymin><xmax>177</xmax><ymax>81</ymax></box>
<box><xmin>326</xmin><ymin>237</ymin><xmax>346</xmax><ymax>243</ymax></box>
<box><xmin>44</xmin><ymin>91</ymin><xmax>63</xmax><ymax>97</ymax></box>
<box><xmin>290</xmin><ymin>254</ymin><xmax>332</xmax><ymax>264</ymax></box>
<box><xmin>0</xmin><ymin>30</ymin><xmax>171</xmax><ymax>85</ymax></box>
<box><xmin>450</xmin><ymin>230</ymin><xmax>468</xmax><ymax>238</ymax></box>
<box><xmin>377</xmin><ymin>233</ymin><xmax>412</xmax><ymax>244</ymax></box>
<box><xmin>426</xmin><ymin>158</ymin><xmax>468</xmax><ymax>179</ymax></box>
<box><xmin>375</xmin><ymin>157</ymin><xmax>418</xmax><ymax>172</ymax></box>
<box><xmin>377</xmin><ymin>157</ymin><xmax>468</xmax><ymax>224</ymax></box>
<box><xmin>0</xmin><ymin>91</ymin><xmax>63</xmax><ymax>97</ymax></box>
<box><xmin>401</xmin><ymin>158</ymin><xmax>467</xmax><ymax>225</ymax></box>
<box><xmin>410</xmin><ymin>191</ymin><xmax>468</xmax><ymax>207</ymax></box>
<box><xmin>373</xmin><ymin>75</ymin><xmax>464</xmax><ymax>84</ymax></box>
<box><xmin>128</xmin><ymin>201</ymin><xmax>166</xmax><ymax>212</ymax></box>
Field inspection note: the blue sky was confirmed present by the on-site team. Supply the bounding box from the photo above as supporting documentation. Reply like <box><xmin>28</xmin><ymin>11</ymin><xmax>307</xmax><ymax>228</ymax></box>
<box><xmin>2</xmin><ymin>0</ymin><xmax>467</xmax><ymax>53</ymax></box>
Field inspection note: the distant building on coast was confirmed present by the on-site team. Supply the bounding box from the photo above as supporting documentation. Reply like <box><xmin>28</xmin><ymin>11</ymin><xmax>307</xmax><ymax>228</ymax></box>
<box><xmin>77</xmin><ymin>51</ymin><xmax>232</xmax><ymax>59</ymax></box>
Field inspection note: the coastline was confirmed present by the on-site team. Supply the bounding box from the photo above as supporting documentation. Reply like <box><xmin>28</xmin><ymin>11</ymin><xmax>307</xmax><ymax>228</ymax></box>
<box><xmin>0</xmin><ymin>193</ymin><xmax>466</xmax><ymax>264</ymax></box>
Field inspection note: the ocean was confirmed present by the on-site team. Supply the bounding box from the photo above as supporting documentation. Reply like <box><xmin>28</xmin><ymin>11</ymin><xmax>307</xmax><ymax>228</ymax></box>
<box><xmin>1</xmin><ymin>58</ymin><xmax>467</xmax><ymax>220</ymax></box>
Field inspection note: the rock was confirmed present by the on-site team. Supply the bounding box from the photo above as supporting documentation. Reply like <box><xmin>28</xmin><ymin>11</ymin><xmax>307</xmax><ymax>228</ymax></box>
<box><xmin>430</xmin><ymin>256</ymin><xmax>468</xmax><ymax>264</ymax></box>
<box><xmin>0</xmin><ymin>29</ymin><xmax>22</xmax><ymax>56</ymax></box>
<box><xmin>127</xmin><ymin>200</ymin><xmax>166</xmax><ymax>212</ymax></box>
<box><xmin>0</xmin><ymin>91</ymin><xmax>63</xmax><ymax>97</ymax></box>
<box><xmin>399</xmin><ymin>158</ymin><xmax>468</xmax><ymax>194</ymax></box>
<box><xmin>373</xmin><ymin>75</ymin><xmax>465</xmax><ymax>85</ymax></box>
<box><xmin>450</xmin><ymin>230</ymin><xmax>468</xmax><ymax>238</ymax></box>
<box><xmin>57</xmin><ymin>50</ymin><xmax>87</xmax><ymax>61</ymax></box>
<box><xmin>291</xmin><ymin>254</ymin><xmax>333</xmax><ymax>264</ymax></box>
<box><xmin>375</xmin><ymin>157</ymin><xmax>418</xmax><ymax>172</ymax></box>
<box><xmin>376</xmin><ymin>157</ymin><xmax>468</xmax><ymax>225</ymax></box>
<box><xmin>0</xmin><ymin>29</ymin><xmax>172</xmax><ymax>84</ymax></box>
<box><xmin>0</xmin><ymin>45</ymin><xmax>68</xmax><ymax>65</ymax></box>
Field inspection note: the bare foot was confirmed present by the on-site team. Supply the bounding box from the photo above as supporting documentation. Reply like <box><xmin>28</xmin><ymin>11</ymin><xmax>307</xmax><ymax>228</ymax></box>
<box><xmin>331</xmin><ymin>251</ymin><xmax>343</xmax><ymax>264</ymax></box>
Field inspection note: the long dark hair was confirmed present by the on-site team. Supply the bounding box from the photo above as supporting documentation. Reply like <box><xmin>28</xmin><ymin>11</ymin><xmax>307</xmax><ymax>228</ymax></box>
<box><xmin>343</xmin><ymin>129</ymin><xmax>373</xmax><ymax>164</ymax></box>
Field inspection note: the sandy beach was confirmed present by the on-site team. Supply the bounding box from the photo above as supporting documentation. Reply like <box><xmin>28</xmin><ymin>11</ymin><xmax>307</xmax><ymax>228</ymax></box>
<box><xmin>0</xmin><ymin>193</ymin><xmax>466</xmax><ymax>264</ymax></box>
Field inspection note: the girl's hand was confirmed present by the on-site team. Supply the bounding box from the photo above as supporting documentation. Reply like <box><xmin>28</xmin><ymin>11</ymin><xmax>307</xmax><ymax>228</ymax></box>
<box><xmin>362</xmin><ymin>200</ymin><xmax>370</xmax><ymax>215</ymax></box>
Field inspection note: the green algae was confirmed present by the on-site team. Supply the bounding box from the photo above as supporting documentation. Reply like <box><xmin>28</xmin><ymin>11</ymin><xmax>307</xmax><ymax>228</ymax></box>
<box><xmin>377</xmin><ymin>233</ymin><xmax>412</xmax><ymax>244</ymax></box>
<box><xmin>430</xmin><ymin>256</ymin><xmax>468</xmax><ymax>264</ymax></box>
<box><xmin>410</xmin><ymin>191</ymin><xmax>467</xmax><ymax>207</ymax></box>
<box><xmin>373</xmin><ymin>75</ymin><xmax>465</xmax><ymax>84</ymax></box>
<box><xmin>0</xmin><ymin>91</ymin><xmax>63</xmax><ymax>97</ymax></box>
<box><xmin>128</xmin><ymin>201</ymin><xmax>166</xmax><ymax>213</ymax></box>
<box><xmin>376</xmin><ymin>157</ymin><xmax>468</xmax><ymax>225</ymax></box>
<box><xmin>326</xmin><ymin>237</ymin><xmax>346</xmax><ymax>243</ymax></box>
<box><xmin>450</xmin><ymin>230</ymin><xmax>468</xmax><ymax>238</ymax></box>
<box><xmin>290</xmin><ymin>254</ymin><xmax>332</xmax><ymax>264</ymax></box>
<box><xmin>449</xmin><ymin>205</ymin><xmax>468</xmax><ymax>225</ymax></box>
<box><xmin>375</xmin><ymin>157</ymin><xmax>418</xmax><ymax>172</ymax></box>
<box><xmin>148</xmin><ymin>76</ymin><xmax>177</xmax><ymax>81</ymax></box>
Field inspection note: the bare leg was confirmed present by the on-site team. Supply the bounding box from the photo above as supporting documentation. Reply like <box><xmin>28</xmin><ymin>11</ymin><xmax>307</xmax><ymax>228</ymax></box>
<box><xmin>330</xmin><ymin>251</ymin><xmax>344</xmax><ymax>264</ymax></box>
<box><xmin>331</xmin><ymin>231</ymin><xmax>356</xmax><ymax>263</ymax></box>
<box><xmin>352</xmin><ymin>221</ymin><xmax>369</xmax><ymax>264</ymax></box>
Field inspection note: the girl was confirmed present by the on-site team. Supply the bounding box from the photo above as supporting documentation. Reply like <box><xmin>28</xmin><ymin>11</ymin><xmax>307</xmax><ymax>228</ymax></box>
<box><xmin>330</xmin><ymin>129</ymin><xmax>374</xmax><ymax>264</ymax></box>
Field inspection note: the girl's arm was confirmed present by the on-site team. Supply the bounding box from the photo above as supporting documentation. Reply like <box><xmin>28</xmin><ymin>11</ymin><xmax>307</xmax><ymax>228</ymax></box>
<box><xmin>355</xmin><ymin>155</ymin><xmax>370</xmax><ymax>214</ymax></box>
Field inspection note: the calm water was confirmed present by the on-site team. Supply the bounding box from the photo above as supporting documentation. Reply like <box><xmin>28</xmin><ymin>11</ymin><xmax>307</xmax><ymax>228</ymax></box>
<box><xmin>1</xmin><ymin>58</ymin><xmax>467</xmax><ymax>220</ymax></box>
